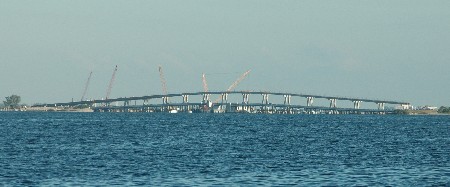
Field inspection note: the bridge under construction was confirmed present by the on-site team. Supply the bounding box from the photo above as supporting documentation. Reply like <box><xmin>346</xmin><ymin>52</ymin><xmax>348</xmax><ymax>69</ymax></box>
<box><xmin>32</xmin><ymin>65</ymin><xmax>411</xmax><ymax>114</ymax></box>
<box><xmin>33</xmin><ymin>91</ymin><xmax>410</xmax><ymax>114</ymax></box>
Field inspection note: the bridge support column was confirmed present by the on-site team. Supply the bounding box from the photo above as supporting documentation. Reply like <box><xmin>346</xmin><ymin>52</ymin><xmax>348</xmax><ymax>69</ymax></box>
<box><xmin>242</xmin><ymin>93</ymin><xmax>249</xmax><ymax>104</ymax></box>
<box><xmin>162</xmin><ymin>97</ymin><xmax>169</xmax><ymax>104</ymax></box>
<box><xmin>162</xmin><ymin>96</ymin><xmax>169</xmax><ymax>112</ymax></box>
<box><xmin>221</xmin><ymin>93</ymin><xmax>228</xmax><ymax>111</ymax></box>
<box><xmin>202</xmin><ymin>94</ymin><xmax>210</xmax><ymax>104</ymax></box>
<box><xmin>283</xmin><ymin>95</ymin><xmax>291</xmax><ymax>105</ymax></box>
<box><xmin>307</xmin><ymin>97</ymin><xmax>314</xmax><ymax>107</ymax></box>
<box><xmin>329</xmin><ymin>99</ymin><xmax>337</xmax><ymax>108</ymax></box>
<box><xmin>221</xmin><ymin>93</ymin><xmax>228</xmax><ymax>102</ymax></box>
<box><xmin>182</xmin><ymin>95</ymin><xmax>189</xmax><ymax>112</ymax></box>
<box><xmin>201</xmin><ymin>94</ymin><xmax>212</xmax><ymax>113</ymax></box>
<box><xmin>262</xmin><ymin>94</ymin><xmax>269</xmax><ymax>113</ymax></box>
<box><xmin>353</xmin><ymin>101</ymin><xmax>362</xmax><ymax>109</ymax></box>
<box><xmin>284</xmin><ymin>95</ymin><xmax>292</xmax><ymax>114</ymax></box>
<box><xmin>182</xmin><ymin>95</ymin><xmax>189</xmax><ymax>103</ymax></box>
<box><xmin>262</xmin><ymin>94</ymin><xmax>269</xmax><ymax>104</ymax></box>
<box><xmin>329</xmin><ymin>99</ymin><xmax>337</xmax><ymax>114</ymax></box>
<box><xmin>242</xmin><ymin>93</ymin><xmax>250</xmax><ymax>112</ymax></box>
<box><xmin>306</xmin><ymin>97</ymin><xmax>314</xmax><ymax>114</ymax></box>
<box><xmin>143</xmin><ymin>99</ymin><xmax>150</xmax><ymax>112</ymax></box>
<box><xmin>377</xmin><ymin>103</ymin><xmax>385</xmax><ymax>110</ymax></box>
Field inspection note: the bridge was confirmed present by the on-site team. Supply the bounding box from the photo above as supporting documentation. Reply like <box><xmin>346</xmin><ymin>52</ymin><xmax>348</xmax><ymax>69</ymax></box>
<box><xmin>33</xmin><ymin>91</ymin><xmax>411</xmax><ymax>114</ymax></box>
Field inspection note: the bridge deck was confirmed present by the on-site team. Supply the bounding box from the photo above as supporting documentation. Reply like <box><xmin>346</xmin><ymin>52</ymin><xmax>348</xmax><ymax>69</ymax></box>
<box><xmin>33</xmin><ymin>91</ymin><xmax>409</xmax><ymax>107</ymax></box>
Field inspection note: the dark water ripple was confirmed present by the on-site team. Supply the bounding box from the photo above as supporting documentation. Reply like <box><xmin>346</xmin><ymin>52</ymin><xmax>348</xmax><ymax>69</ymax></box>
<box><xmin>0</xmin><ymin>112</ymin><xmax>449</xmax><ymax>186</ymax></box>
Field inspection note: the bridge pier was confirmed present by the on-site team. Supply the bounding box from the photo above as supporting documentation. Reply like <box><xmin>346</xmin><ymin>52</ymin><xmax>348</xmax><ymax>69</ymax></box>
<box><xmin>124</xmin><ymin>101</ymin><xmax>131</xmax><ymax>112</ymax></box>
<box><xmin>221</xmin><ymin>93</ymin><xmax>228</xmax><ymax>102</ymax></box>
<box><xmin>377</xmin><ymin>102</ymin><xmax>385</xmax><ymax>110</ymax></box>
<box><xmin>182</xmin><ymin>95</ymin><xmax>189</xmax><ymax>111</ymax></box>
<box><xmin>261</xmin><ymin>94</ymin><xmax>269</xmax><ymax>113</ymax></box>
<box><xmin>143</xmin><ymin>99</ymin><xmax>149</xmax><ymax>105</ymax></box>
<box><xmin>306</xmin><ymin>97</ymin><xmax>314</xmax><ymax>114</ymax></box>
<box><xmin>283</xmin><ymin>95</ymin><xmax>291</xmax><ymax>105</ymax></box>
<box><xmin>306</xmin><ymin>97</ymin><xmax>314</xmax><ymax>106</ymax></box>
<box><xmin>162</xmin><ymin>96</ymin><xmax>169</xmax><ymax>112</ymax></box>
<box><xmin>220</xmin><ymin>93</ymin><xmax>228</xmax><ymax>111</ymax></box>
<box><xmin>162</xmin><ymin>97</ymin><xmax>169</xmax><ymax>104</ymax></box>
<box><xmin>353</xmin><ymin>101</ymin><xmax>362</xmax><ymax>109</ymax></box>
<box><xmin>242</xmin><ymin>93</ymin><xmax>250</xmax><ymax>112</ymax></box>
<box><xmin>202</xmin><ymin>94</ymin><xmax>210</xmax><ymax>103</ymax></box>
<box><xmin>262</xmin><ymin>94</ymin><xmax>269</xmax><ymax>104</ymax></box>
<box><xmin>284</xmin><ymin>95</ymin><xmax>291</xmax><ymax>114</ymax></box>
<box><xmin>329</xmin><ymin>99</ymin><xmax>337</xmax><ymax>108</ymax></box>
<box><xmin>329</xmin><ymin>99</ymin><xmax>338</xmax><ymax>114</ymax></box>
<box><xmin>201</xmin><ymin>94</ymin><xmax>212</xmax><ymax>112</ymax></box>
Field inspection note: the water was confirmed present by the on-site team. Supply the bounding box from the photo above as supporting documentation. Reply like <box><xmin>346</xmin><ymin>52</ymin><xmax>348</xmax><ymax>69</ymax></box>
<box><xmin>1</xmin><ymin>112</ymin><xmax>449</xmax><ymax>186</ymax></box>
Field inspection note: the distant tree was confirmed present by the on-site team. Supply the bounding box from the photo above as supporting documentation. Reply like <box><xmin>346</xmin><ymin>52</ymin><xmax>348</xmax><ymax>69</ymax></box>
<box><xmin>394</xmin><ymin>109</ymin><xmax>409</xmax><ymax>115</ymax></box>
<box><xmin>438</xmin><ymin>106</ymin><xmax>450</xmax><ymax>113</ymax></box>
<box><xmin>3</xmin><ymin>95</ymin><xmax>21</xmax><ymax>109</ymax></box>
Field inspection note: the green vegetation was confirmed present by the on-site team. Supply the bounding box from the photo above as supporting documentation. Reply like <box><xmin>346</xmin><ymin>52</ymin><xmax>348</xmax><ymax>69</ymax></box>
<box><xmin>393</xmin><ymin>109</ymin><xmax>409</xmax><ymax>115</ymax></box>
<box><xmin>3</xmin><ymin>95</ymin><xmax>21</xmax><ymax>109</ymax></box>
<box><xmin>438</xmin><ymin>106</ymin><xmax>450</xmax><ymax>113</ymax></box>
<box><xmin>394</xmin><ymin>109</ymin><xmax>441</xmax><ymax>115</ymax></box>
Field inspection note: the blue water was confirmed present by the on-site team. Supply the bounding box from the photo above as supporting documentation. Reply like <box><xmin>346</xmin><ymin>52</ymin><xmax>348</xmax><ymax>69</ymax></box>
<box><xmin>0</xmin><ymin>112</ymin><xmax>449</xmax><ymax>186</ymax></box>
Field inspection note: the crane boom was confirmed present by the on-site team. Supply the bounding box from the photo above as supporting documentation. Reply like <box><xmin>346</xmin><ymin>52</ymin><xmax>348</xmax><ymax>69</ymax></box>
<box><xmin>158</xmin><ymin>65</ymin><xmax>168</xmax><ymax>95</ymax></box>
<box><xmin>213</xmin><ymin>69</ymin><xmax>251</xmax><ymax>103</ymax></box>
<box><xmin>105</xmin><ymin>65</ymin><xmax>118</xmax><ymax>100</ymax></box>
<box><xmin>226</xmin><ymin>69</ymin><xmax>251</xmax><ymax>92</ymax></box>
<box><xmin>202</xmin><ymin>73</ymin><xmax>208</xmax><ymax>92</ymax></box>
<box><xmin>81</xmin><ymin>71</ymin><xmax>93</xmax><ymax>101</ymax></box>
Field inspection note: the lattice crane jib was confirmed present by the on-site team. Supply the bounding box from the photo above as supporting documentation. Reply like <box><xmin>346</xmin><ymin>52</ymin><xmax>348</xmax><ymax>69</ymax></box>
<box><xmin>158</xmin><ymin>65</ymin><xmax>168</xmax><ymax>95</ymax></box>
<box><xmin>214</xmin><ymin>69</ymin><xmax>251</xmax><ymax>103</ymax></box>
<box><xmin>81</xmin><ymin>71</ymin><xmax>92</xmax><ymax>101</ymax></box>
<box><xmin>202</xmin><ymin>73</ymin><xmax>208</xmax><ymax>92</ymax></box>
<box><xmin>105</xmin><ymin>65</ymin><xmax>118</xmax><ymax>100</ymax></box>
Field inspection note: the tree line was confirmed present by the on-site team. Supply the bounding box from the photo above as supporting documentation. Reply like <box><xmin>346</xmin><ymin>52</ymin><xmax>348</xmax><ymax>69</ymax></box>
<box><xmin>438</xmin><ymin>106</ymin><xmax>450</xmax><ymax>113</ymax></box>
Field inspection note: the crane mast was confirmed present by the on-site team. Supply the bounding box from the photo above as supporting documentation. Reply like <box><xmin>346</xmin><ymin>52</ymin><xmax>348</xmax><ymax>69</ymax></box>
<box><xmin>202</xmin><ymin>73</ymin><xmax>208</xmax><ymax>92</ymax></box>
<box><xmin>158</xmin><ymin>65</ymin><xmax>168</xmax><ymax>95</ymax></box>
<box><xmin>81</xmin><ymin>71</ymin><xmax>93</xmax><ymax>101</ymax></box>
<box><xmin>105</xmin><ymin>65</ymin><xmax>118</xmax><ymax>100</ymax></box>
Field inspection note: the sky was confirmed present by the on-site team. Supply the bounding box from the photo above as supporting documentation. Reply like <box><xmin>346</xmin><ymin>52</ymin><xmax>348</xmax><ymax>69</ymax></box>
<box><xmin>1</xmin><ymin>0</ymin><xmax>449</xmax><ymax>107</ymax></box>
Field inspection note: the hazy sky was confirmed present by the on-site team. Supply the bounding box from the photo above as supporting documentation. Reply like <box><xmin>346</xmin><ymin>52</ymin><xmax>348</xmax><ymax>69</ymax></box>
<box><xmin>1</xmin><ymin>1</ymin><xmax>449</xmax><ymax>106</ymax></box>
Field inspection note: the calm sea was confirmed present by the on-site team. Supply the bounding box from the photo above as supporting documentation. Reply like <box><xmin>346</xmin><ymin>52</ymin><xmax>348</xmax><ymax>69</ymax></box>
<box><xmin>0</xmin><ymin>112</ymin><xmax>449</xmax><ymax>186</ymax></box>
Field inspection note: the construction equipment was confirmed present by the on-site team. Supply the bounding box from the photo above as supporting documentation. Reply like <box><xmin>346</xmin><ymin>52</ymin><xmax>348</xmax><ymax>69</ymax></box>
<box><xmin>226</xmin><ymin>69</ymin><xmax>251</xmax><ymax>92</ymax></box>
<box><xmin>80</xmin><ymin>71</ymin><xmax>93</xmax><ymax>101</ymax></box>
<box><xmin>158</xmin><ymin>65</ymin><xmax>171</xmax><ymax>110</ymax></box>
<box><xmin>202</xmin><ymin>73</ymin><xmax>208</xmax><ymax>92</ymax></box>
<box><xmin>213</xmin><ymin>69</ymin><xmax>251</xmax><ymax>103</ymax></box>
<box><xmin>158</xmin><ymin>65</ymin><xmax>168</xmax><ymax>95</ymax></box>
<box><xmin>105</xmin><ymin>65</ymin><xmax>118</xmax><ymax>100</ymax></box>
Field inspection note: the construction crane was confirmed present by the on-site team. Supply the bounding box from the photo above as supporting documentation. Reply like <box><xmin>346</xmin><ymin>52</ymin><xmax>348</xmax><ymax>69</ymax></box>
<box><xmin>202</xmin><ymin>73</ymin><xmax>208</xmax><ymax>92</ymax></box>
<box><xmin>158</xmin><ymin>65</ymin><xmax>168</xmax><ymax>95</ymax></box>
<box><xmin>213</xmin><ymin>69</ymin><xmax>251</xmax><ymax>103</ymax></box>
<box><xmin>226</xmin><ymin>69</ymin><xmax>251</xmax><ymax>92</ymax></box>
<box><xmin>105</xmin><ymin>65</ymin><xmax>118</xmax><ymax>100</ymax></box>
<box><xmin>80</xmin><ymin>71</ymin><xmax>93</xmax><ymax>101</ymax></box>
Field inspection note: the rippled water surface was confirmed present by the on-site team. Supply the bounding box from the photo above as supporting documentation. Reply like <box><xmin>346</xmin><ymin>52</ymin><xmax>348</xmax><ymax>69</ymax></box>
<box><xmin>1</xmin><ymin>112</ymin><xmax>449</xmax><ymax>186</ymax></box>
